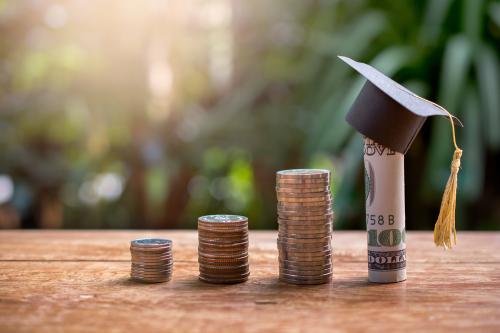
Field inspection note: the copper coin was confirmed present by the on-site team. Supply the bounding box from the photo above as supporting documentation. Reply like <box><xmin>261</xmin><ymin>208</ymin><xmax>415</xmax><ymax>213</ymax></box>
<box><xmin>131</xmin><ymin>265</ymin><xmax>173</xmax><ymax>272</ymax></box>
<box><xmin>199</xmin><ymin>269</ymin><xmax>249</xmax><ymax>276</ymax></box>
<box><xmin>276</xmin><ymin>169</ymin><xmax>330</xmax><ymax>179</ymax></box>
<box><xmin>278</xmin><ymin>257</ymin><xmax>332</xmax><ymax>265</ymax></box>
<box><xmin>278</xmin><ymin>204</ymin><xmax>332</xmax><ymax>212</ymax></box>
<box><xmin>277</xmin><ymin>243</ymin><xmax>331</xmax><ymax>253</ymax></box>
<box><xmin>278</xmin><ymin>195</ymin><xmax>331</xmax><ymax>203</ymax></box>
<box><xmin>198</xmin><ymin>231</ymin><xmax>248</xmax><ymax>238</ymax></box>
<box><xmin>278</xmin><ymin>235</ymin><xmax>331</xmax><ymax>243</ymax></box>
<box><xmin>131</xmin><ymin>260</ymin><xmax>173</xmax><ymax>266</ymax></box>
<box><xmin>199</xmin><ymin>271</ymin><xmax>250</xmax><ymax>279</ymax></box>
<box><xmin>198</xmin><ymin>239</ymin><xmax>248</xmax><ymax>247</ymax></box>
<box><xmin>278</xmin><ymin>245</ymin><xmax>332</xmax><ymax>252</ymax></box>
<box><xmin>277</xmin><ymin>240</ymin><xmax>331</xmax><ymax>248</ymax></box>
<box><xmin>199</xmin><ymin>270</ymin><xmax>249</xmax><ymax>278</ymax></box>
<box><xmin>279</xmin><ymin>223</ymin><xmax>332</xmax><ymax>232</ymax></box>
<box><xmin>278</xmin><ymin>259</ymin><xmax>331</xmax><ymax>266</ymax></box>
<box><xmin>130</xmin><ymin>246</ymin><xmax>172</xmax><ymax>254</ymax></box>
<box><xmin>132</xmin><ymin>276</ymin><xmax>171</xmax><ymax>283</ymax></box>
<box><xmin>197</xmin><ymin>246</ymin><xmax>248</xmax><ymax>253</ymax></box>
<box><xmin>130</xmin><ymin>251</ymin><xmax>173</xmax><ymax>257</ymax></box>
<box><xmin>276</xmin><ymin>177</ymin><xmax>329</xmax><ymax>184</ymax></box>
<box><xmin>199</xmin><ymin>262</ymin><xmax>249</xmax><ymax>270</ymax></box>
<box><xmin>278</xmin><ymin>233</ymin><xmax>331</xmax><ymax>240</ymax></box>
<box><xmin>276</xmin><ymin>186</ymin><xmax>331</xmax><ymax>194</ymax></box>
<box><xmin>130</xmin><ymin>255</ymin><xmax>173</xmax><ymax>261</ymax></box>
<box><xmin>131</xmin><ymin>261</ymin><xmax>173</xmax><ymax>266</ymax></box>
<box><xmin>132</xmin><ymin>262</ymin><xmax>173</xmax><ymax>268</ymax></box>
<box><xmin>276</xmin><ymin>184</ymin><xmax>330</xmax><ymax>191</ymax></box>
<box><xmin>278</xmin><ymin>231</ymin><xmax>332</xmax><ymax>238</ymax></box>
<box><xmin>131</xmin><ymin>269</ymin><xmax>172</xmax><ymax>275</ymax></box>
<box><xmin>279</xmin><ymin>268</ymin><xmax>332</xmax><ymax>278</ymax></box>
<box><xmin>278</xmin><ymin>248</ymin><xmax>332</xmax><ymax>258</ymax></box>
<box><xmin>277</xmin><ymin>212</ymin><xmax>333</xmax><ymax>221</ymax></box>
<box><xmin>276</xmin><ymin>179</ymin><xmax>329</xmax><ymax>186</ymax></box>
<box><xmin>198</xmin><ymin>248</ymin><xmax>247</xmax><ymax>256</ymax></box>
<box><xmin>279</xmin><ymin>275</ymin><xmax>331</xmax><ymax>285</ymax></box>
<box><xmin>278</xmin><ymin>232</ymin><xmax>331</xmax><ymax>239</ymax></box>
<box><xmin>280</xmin><ymin>271</ymin><xmax>332</xmax><ymax>279</ymax></box>
<box><xmin>199</xmin><ymin>275</ymin><xmax>248</xmax><ymax>284</ymax></box>
<box><xmin>131</xmin><ymin>272</ymin><xmax>171</xmax><ymax>277</ymax></box>
<box><xmin>278</xmin><ymin>200</ymin><xmax>332</xmax><ymax>208</ymax></box>
<box><xmin>276</xmin><ymin>183</ymin><xmax>330</xmax><ymax>190</ymax></box>
<box><xmin>278</xmin><ymin>227</ymin><xmax>332</xmax><ymax>235</ymax></box>
<box><xmin>280</xmin><ymin>253</ymin><xmax>332</xmax><ymax>260</ymax></box>
<box><xmin>277</xmin><ymin>217</ymin><xmax>333</xmax><ymax>225</ymax></box>
<box><xmin>197</xmin><ymin>225</ymin><xmax>248</xmax><ymax>233</ymax></box>
<box><xmin>277</xmin><ymin>190</ymin><xmax>331</xmax><ymax>196</ymax></box>
<box><xmin>277</xmin><ymin>222</ymin><xmax>332</xmax><ymax>229</ymax></box>
<box><xmin>278</xmin><ymin>199</ymin><xmax>332</xmax><ymax>206</ymax></box>
<box><xmin>197</xmin><ymin>249</ymin><xmax>248</xmax><ymax>257</ymax></box>
<box><xmin>198</xmin><ymin>250</ymin><xmax>248</xmax><ymax>259</ymax></box>
<box><xmin>279</xmin><ymin>261</ymin><xmax>332</xmax><ymax>270</ymax></box>
<box><xmin>280</xmin><ymin>256</ymin><xmax>332</xmax><ymax>265</ymax></box>
<box><xmin>198</xmin><ymin>236</ymin><xmax>248</xmax><ymax>244</ymax></box>
<box><xmin>130</xmin><ymin>255</ymin><xmax>172</xmax><ymax>263</ymax></box>
<box><xmin>278</xmin><ymin>209</ymin><xmax>333</xmax><ymax>217</ymax></box>
<box><xmin>198</xmin><ymin>257</ymin><xmax>248</xmax><ymax>263</ymax></box>
<box><xmin>131</xmin><ymin>269</ymin><xmax>173</xmax><ymax>276</ymax></box>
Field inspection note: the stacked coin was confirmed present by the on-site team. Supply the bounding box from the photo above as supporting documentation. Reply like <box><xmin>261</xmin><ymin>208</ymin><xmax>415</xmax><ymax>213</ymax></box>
<box><xmin>130</xmin><ymin>238</ymin><xmax>173</xmax><ymax>283</ymax></box>
<box><xmin>276</xmin><ymin>169</ymin><xmax>333</xmax><ymax>285</ymax></box>
<box><xmin>198</xmin><ymin>215</ymin><xmax>250</xmax><ymax>284</ymax></box>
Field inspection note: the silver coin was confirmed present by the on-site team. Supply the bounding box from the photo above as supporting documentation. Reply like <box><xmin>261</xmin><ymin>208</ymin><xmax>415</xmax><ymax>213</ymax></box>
<box><xmin>131</xmin><ymin>238</ymin><xmax>172</xmax><ymax>247</ymax></box>
<box><xmin>199</xmin><ymin>214</ymin><xmax>247</xmax><ymax>222</ymax></box>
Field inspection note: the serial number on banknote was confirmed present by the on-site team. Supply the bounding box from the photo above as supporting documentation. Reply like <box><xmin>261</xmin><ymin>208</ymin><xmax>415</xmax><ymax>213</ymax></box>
<box><xmin>366</xmin><ymin>214</ymin><xmax>395</xmax><ymax>226</ymax></box>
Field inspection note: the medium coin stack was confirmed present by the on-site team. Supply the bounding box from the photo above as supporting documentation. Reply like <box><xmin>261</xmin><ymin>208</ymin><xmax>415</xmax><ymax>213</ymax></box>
<box><xmin>198</xmin><ymin>215</ymin><xmax>250</xmax><ymax>284</ymax></box>
<box><xmin>130</xmin><ymin>238</ymin><xmax>173</xmax><ymax>283</ymax></box>
<box><xmin>276</xmin><ymin>169</ymin><xmax>333</xmax><ymax>285</ymax></box>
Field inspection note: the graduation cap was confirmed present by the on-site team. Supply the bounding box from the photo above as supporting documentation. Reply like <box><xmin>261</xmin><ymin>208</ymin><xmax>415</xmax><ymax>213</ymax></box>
<box><xmin>339</xmin><ymin>55</ymin><xmax>463</xmax><ymax>249</ymax></box>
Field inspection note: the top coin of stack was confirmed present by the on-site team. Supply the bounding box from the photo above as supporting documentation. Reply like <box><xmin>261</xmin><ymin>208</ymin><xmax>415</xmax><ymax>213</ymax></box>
<box><xmin>276</xmin><ymin>169</ymin><xmax>333</xmax><ymax>285</ymax></box>
<box><xmin>198</xmin><ymin>215</ymin><xmax>250</xmax><ymax>284</ymax></box>
<box><xmin>130</xmin><ymin>238</ymin><xmax>173</xmax><ymax>283</ymax></box>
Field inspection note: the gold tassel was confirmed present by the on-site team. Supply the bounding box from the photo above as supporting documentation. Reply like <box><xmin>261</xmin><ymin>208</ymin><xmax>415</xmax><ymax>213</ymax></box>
<box><xmin>433</xmin><ymin>113</ymin><xmax>462</xmax><ymax>249</ymax></box>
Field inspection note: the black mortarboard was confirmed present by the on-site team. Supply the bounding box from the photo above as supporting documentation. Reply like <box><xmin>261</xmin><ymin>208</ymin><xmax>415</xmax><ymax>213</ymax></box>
<box><xmin>339</xmin><ymin>55</ymin><xmax>453</xmax><ymax>154</ymax></box>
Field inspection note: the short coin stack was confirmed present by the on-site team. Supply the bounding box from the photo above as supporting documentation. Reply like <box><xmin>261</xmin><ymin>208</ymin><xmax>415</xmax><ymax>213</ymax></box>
<box><xmin>198</xmin><ymin>215</ymin><xmax>250</xmax><ymax>284</ymax></box>
<box><xmin>130</xmin><ymin>238</ymin><xmax>173</xmax><ymax>283</ymax></box>
<box><xmin>276</xmin><ymin>169</ymin><xmax>333</xmax><ymax>285</ymax></box>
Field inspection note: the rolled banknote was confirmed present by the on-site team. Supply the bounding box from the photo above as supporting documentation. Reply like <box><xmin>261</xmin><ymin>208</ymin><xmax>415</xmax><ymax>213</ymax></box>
<box><xmin>364</xmin><ymin>137</ymin><xmax>406</xmax><ymax>283</ymax></box>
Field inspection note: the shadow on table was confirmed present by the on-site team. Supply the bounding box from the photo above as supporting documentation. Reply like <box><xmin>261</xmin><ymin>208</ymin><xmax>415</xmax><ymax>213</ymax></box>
<box><xmin>108</xmin><ymin>275</ymin><xmax>376</xmax><ymax>290</ymax></box>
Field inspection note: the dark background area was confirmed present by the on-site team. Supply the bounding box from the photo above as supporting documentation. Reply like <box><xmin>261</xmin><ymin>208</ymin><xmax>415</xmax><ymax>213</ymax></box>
<box><xmin>0</xmin><ymin>0</ymin><xmax>499</xmax><ymax>230</ymax></box>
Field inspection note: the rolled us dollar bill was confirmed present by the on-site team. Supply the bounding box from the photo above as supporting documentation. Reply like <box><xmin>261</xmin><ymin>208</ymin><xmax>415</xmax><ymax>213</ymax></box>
<box><xmin>364</xmin><ymin>137</ymin><xmax>406</xmax><ymax>283</ymax></box>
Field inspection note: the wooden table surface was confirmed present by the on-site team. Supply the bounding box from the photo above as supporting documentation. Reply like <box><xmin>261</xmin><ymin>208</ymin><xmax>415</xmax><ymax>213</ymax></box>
<box><xmin>0</xmin><ymin>231</ymin><xmax>499</xmax><ymax>333</ymax></box>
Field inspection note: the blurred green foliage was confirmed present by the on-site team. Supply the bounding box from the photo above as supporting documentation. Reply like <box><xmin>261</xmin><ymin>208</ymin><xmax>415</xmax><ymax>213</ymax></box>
<box><xmin>0</xmin><ymin>0</ymin><xmax>498</xmax><ymax>230</ymax></box>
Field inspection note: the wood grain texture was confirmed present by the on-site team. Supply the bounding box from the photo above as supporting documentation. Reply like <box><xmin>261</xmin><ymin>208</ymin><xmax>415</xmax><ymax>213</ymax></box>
<box><xmin>0</xmin><ymin>231</ymin><xmax>499</xmax><ymax>333</ymax></box>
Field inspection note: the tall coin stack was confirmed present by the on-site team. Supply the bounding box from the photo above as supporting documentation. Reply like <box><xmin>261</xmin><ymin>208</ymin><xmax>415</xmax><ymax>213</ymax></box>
<box><xmin>276</xmin><ymin>169</ymin><xmax>333</xmax><ymax>285</ymax></box>
<box><xmin>130</xmin><ymin>238</ymin><xmax>173</xmax><ymax>283</ymax></box>
<box><xmin>198</xmin><ymin>215</ymin><xmax>250</xmax><ymax>284</ymax></box>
